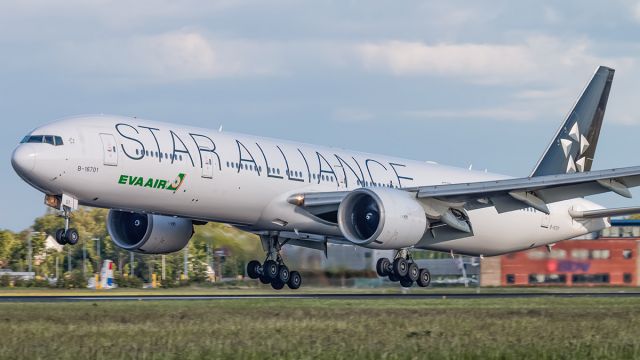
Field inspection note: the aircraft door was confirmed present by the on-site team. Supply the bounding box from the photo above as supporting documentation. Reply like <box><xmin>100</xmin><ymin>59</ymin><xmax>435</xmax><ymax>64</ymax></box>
<box><xmin>99</xmin><ymin>133</ymin><xmax>118</xmax><ymax>166</ymax></box>
<box><xmin>202</xmin><ymin>152</ymin><xmax>213</xmax><ymax>178</ymax></box>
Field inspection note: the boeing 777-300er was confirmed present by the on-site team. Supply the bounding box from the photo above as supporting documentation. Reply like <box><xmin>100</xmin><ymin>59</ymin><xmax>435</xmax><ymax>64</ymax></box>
<box><xmin>11</xmin><ymin>66</ymin><xmax>640</xmax><ymax>289</ymax></box>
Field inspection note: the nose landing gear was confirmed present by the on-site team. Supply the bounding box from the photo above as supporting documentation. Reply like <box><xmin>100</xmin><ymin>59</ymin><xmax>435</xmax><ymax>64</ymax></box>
<box><xmin>246</xmin><ymin>235</ymin><xmax>302</xmax><ymax>290</ymax></box>
<box><xmin>54</xmin><ymin>206</ymin><xmax>80</xmax><ymax>246</ymax></box>
<box><xmin>376</xmin><ymin>249</ymin><xmax>431</xmax><ymax>288</ymax></box>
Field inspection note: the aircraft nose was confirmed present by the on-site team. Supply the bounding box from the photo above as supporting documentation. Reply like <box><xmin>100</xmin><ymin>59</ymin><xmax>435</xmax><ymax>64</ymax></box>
<box><xmin>11</xmin><ymin>144</ymin><xmax>37</xmax><ymax>178</ymax></box>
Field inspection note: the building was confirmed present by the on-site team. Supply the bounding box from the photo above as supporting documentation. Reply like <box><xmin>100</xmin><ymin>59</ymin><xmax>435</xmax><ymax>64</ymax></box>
<box><xmin>481</xmin><ymin>219</ymin><xmax>640</xmax><ymax>287</ymax></box>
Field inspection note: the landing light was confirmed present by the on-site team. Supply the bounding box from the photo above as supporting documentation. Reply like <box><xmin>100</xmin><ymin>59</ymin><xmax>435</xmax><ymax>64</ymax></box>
<box><xmin>44</xmin><ymin>194</ymin><xmax>61</xmax><ymax>209</ymax></box>
<box><xmin>287</xmin><ymin>194</ymin><xmax>305</xmax><ymax>206</ymax></box>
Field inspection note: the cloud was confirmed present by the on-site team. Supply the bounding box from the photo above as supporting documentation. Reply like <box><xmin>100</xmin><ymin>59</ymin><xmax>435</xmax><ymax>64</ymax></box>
<box><xmin>355</xmin><ymin>36</ymin><xmax>634</xmax><ymax>85</ymax></box>
<box><xmin>357</xmin><ymin>41</ymin><xmax>536</xmax><ymax>80</ymax></box>
<box><xmin>57</xmin><ymin>30</ymin><xmax>280</xmax><ymax>82</ymax></box>
<box><xmin>333</xmin><ymin>108</ymin><xmax>376</xmax><ymax>123</ymax></box>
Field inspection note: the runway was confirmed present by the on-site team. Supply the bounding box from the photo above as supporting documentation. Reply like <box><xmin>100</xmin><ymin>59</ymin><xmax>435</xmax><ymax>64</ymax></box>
<box><xmin>2</xmin><ymin>292</ymin><xmax>640</xmax><ymax>302</ymax></box>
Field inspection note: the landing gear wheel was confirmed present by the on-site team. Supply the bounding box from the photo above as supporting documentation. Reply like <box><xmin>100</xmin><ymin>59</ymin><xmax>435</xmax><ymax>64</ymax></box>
<box><xmin>376</xmin><ymin>258</ymin><xmax>391</xmax><ymax>277</ymax></box>
<box><xmin>247</xmin><ymin>260</ymin><xmax>261</xmax><ymax>279</ymax></box>
<box><xmin>271</xmin><ymin>280</ymin><xmax>285</xmax><ymax>290</ymax></box>
<box><xmin>400</xmin><ymin>278</ymin><xmax>414</xmax><ymax>288</ymax></box>
<box><xmin>288</xmin><ymin>271</ymin><xmax>302</xmax><ymax>290</ymax></box>
<box><xmin>406</xmin><ymin>262</ymin><xmax>419</xmax><ymax>282</ymax></box>
<box><xmin>55</xmin><ymin>229</ymin><xmax>67</xmax><ymax>245</ymax></box>
<box><xmin>417</xmin><ymin>269</ymin><xmax>431</xmax><ymax>288</ymax></box>
<box><xmin>393</xmin><ymin>258</ymin><xmax>408</xmax><ymax>278</ymax></box>
<box><xmin>65</xmin><ymin>228</ymin><xmax>79</xmax><ymax>245</ymax></box>
<box><xmin>260</xmin><ymin>235</ymin><xmax>304</xmax><ymax>290</ymax></box>
<box><xmin>277</xmin><ymin>265</ymin><xmax>290</xmax><ymax>283</ymax></box>
<box><xmin>263</xmin><ymin>260</ymin><xmax>279</xmax><ymax>280</ymax></box>
<box><xmin>388</xmin><ymin>273</ymin><xmax>399</xmax><ymax>282</ymax></box>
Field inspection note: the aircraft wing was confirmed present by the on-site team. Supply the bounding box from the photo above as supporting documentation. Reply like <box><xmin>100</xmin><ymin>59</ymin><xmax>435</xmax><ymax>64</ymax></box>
<box><xmin>290</xmin><ymin>166</ymin><xmax>640</xmax><ymax>219</ymax></box>
<box><xmin>408</xmin><ymin>165</ymin><xmax>640</xmax><ymax>214</ymax></box>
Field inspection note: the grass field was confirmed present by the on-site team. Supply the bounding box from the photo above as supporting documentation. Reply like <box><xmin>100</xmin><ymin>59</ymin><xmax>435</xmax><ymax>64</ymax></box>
<box><xmin>0</xmin><ymin>285</ymin><xmax>639</xmax><ymax>296</ymax></box>
<box><xmin>1</xmin><ymin>297</ymin><xmax>639</xmax><ymax>359</ymax></box>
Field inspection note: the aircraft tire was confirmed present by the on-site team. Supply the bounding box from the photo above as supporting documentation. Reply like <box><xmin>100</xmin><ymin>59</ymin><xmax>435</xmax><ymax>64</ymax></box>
<box><xmin>388</xmin><ymin>273</ymin><xmax>399</xmax><ymax>282</ymax></box>
<box><xmin>247</xmin><ymin>260</ymin><xmax>261</xmax><ymax>279</ymax></box>
<box><xmin>288</xmin><ymin>271</ymin><xmax>302</xmax><ymax>290</ymax></box>
<box><xmin>392</xmin><ymin>258</ymin><xmax>408</xmax><ymax>278</ymax></box>
<box><xmin>65</xmin><ymin>228</ymin><xmax>79</xmax><ymax>245</ymax></box>
<box><xmin>399</xmin><ymin>278</ymin><xmax>414</xmax><ymax>288</ymax></box>
<box><xmin>376</xmin><ymin>258</ymin><xmax>390</xmax><ymax>277</ymax></box>
<box><xmin>259</xmin><ymin>275</ymin><xmax>271</xmax><ymax>284</ymax></box>
<box><xmin>55</xmin><ymin>229</ymin><xmax>67</xmax><ymax>245</ymax></box>
<box><xmin>417</xmin><ymin>269</ymin><xmax>431</xmax><ymax>288</ymax></box>
<box><xmin>406</xmin><ymin>262</ymin><xmax>419</xmax><ymax>282</ymax></box>
<box><xmin>263</xmin><ymin>260</ymin><xmax>279</xmax><ymax>280</ymax></box>
<box><xmin>277</xmin><ymin>264</ymin><xmax>290</xmax><ymax>283</ymax></box>
<box><xmin>271</xmin><ymin>280</ymin><xmax>285</xmax><ymax>290</ymax></box>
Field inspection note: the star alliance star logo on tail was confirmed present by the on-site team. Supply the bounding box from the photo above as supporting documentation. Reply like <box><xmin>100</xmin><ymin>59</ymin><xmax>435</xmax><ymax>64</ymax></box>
<box><xmin>118</xmin><ymin>173</ymin><xmax>186</xmax><ymax>192</ymax></box>
<box><xmin>560</xmin><ymin>122</ymin><xmax>590</xmax><ymax>173</ymax></box>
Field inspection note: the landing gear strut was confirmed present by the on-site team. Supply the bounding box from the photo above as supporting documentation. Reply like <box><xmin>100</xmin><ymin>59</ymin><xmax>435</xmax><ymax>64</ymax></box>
<box><xmin>54</xmin><ymin>206</ymin><xmax>79</xmax><ymax>246</ymax></box>
<box><xmin>376</xmin><ymin>249</ymin><xmax>431</xmax><ymax>288</ymax></box>
<box><xmin>246</xmin><ymin>235</ymin><xmax>302</xmax><ymax>290</ymax></box>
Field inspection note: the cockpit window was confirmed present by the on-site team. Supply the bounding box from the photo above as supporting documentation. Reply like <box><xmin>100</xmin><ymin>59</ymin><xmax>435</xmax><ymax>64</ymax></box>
<box><xmin>20</xmin><ymin>135</ymin><xmax>64</xmax><ymax>146</ymax></box>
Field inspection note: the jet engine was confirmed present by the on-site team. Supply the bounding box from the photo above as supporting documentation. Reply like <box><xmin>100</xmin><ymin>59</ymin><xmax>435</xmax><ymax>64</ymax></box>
<box><xmin>337</xmin><ymin>187</ymin><xmax>427</xmax><ymax>249</ymax></box>
<box><xmin>107</xmin><ymin>210</ymin><xmax>194</xmax><ymax>254</ymax></box>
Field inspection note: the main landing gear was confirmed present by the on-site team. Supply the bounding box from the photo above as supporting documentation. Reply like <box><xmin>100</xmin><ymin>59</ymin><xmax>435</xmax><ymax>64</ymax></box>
<box><xmin>54</xmin><ymin>206</ymin><xmax>80</xmax><ymax>246</ymax></box>
<box><xmin>246</xmin><ymin>235</ymin><xmax>302</xmax><ymax>290</ymax></box>
<box><xmin>376</xmin><ymin>249</ymin><xmax>431</xmax><ymax>288</ymax></box>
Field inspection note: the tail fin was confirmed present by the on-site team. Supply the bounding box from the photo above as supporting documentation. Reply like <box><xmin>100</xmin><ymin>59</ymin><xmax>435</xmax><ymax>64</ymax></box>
<box><xmin>530</xmin><ymin>66</ymin><xmax>615</xmax><ymax>177</ymax></box>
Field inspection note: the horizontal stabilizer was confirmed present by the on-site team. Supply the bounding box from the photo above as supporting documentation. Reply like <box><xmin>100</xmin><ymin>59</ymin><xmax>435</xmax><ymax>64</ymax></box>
<box><xmin>569</xmin><ymin>206</ymin><xmax>640</xmax><ymax>219</ymax></box>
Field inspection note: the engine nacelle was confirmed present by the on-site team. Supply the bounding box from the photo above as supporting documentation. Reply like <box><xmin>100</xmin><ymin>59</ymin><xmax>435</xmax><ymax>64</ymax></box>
<box><xmin>107</xmin><ymin>210</ymin><xmax>194</xmax><ymax>254</ymax></box>
<box><xmin>337</xmin><ymin>187</ymin><xmax>427</xmax><ymax>249</ymax></box>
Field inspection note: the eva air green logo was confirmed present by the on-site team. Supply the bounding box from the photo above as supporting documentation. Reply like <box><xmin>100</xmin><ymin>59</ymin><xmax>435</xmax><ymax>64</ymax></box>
<box><xmin>118</xmin><ymin>173</ymin><xmax>186</xmax><ymax>191</ymax></box>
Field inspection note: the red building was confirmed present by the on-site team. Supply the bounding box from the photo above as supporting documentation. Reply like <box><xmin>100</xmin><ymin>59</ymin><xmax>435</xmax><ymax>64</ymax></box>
<box><xmin>481</xmin><ymin>220</ymin><xmax>640</xmax><ymax>287</ymax></box>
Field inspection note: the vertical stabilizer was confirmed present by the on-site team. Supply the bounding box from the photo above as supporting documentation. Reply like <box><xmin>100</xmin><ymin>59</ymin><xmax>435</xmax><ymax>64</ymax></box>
<box><xmin>530</xmin><ymin>66</ymin><xmax>614</xmax><ymax>177</ymax></box>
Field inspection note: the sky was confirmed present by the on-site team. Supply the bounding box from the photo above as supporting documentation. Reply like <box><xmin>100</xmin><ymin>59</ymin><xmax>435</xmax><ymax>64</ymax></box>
<box><xmin>2</xmin><ymin>0</ymin><xmax>640</xmax><ymax>231</ymax></box>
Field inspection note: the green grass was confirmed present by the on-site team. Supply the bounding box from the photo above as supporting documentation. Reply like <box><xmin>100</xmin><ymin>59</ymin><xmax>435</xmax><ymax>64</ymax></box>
<box><xmin>1</xmin><ymin>285</ymin><xmax>639</xmax><ymax>296</ymax></box>
<box><xmin>1</xmin><ymin>297</ymin><xmax>639</xmax><ymax>359</ymax></box>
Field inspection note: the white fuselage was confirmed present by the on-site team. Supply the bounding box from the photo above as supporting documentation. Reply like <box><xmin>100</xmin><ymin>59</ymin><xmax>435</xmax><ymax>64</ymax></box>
<box><xmin>12</xmin><ymin>115</ymin><xmax>608</xmax><ymax>256</ymax></box>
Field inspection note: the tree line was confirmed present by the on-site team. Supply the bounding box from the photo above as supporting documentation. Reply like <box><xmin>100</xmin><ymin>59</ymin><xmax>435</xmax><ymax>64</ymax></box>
<box><xmin>0</xmin><ymin>208</ymin><xmax>264</xmax><ymax>287</ymax></box>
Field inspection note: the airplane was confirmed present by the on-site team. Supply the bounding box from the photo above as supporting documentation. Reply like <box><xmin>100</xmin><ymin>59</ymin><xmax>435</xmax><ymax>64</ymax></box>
<box><xmin>11</xmin><ymin>65</ymin><xmax>640</xmax><ymax>290</ymax></box>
